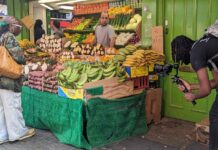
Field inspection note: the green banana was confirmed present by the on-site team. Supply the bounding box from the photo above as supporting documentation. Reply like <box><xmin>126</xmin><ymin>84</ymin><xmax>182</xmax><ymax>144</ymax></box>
<box><xmin>91</xmin><ymin>70</ymin><xmax>103</xmax><ymax>82</ymax></box>
<box><xmin>114</xmin><ymin>55</ymin><xmax>126</xmax><ymax>62</ymax></box>
<box><xmin>118</xmin><ymin>76</ymin><xmax>126</xmax><ymax>83</ymax></box>
<box><xmin>61</xmin><ymin>67</ymin><xmax>72</xmax><ymax>78</ymax></box>
<box><xmin>106</xmin><ymin>71</ymin><xmax>116</xmax><ymax>79</ymax></box>
<box><xmin>87</xmin><ymin>68</ymin><xmax>100</xmax><ymax>78</ymax></box>
<box><xmin>103</xmin><ymin>70</ymin><xmax>114</xmax><ymax>77</ymax></box>
<box><xmin>57</xmin><ymin>73</ymin><xmax>65</xmax><ymax>81</ymax></box>
<box><xmin>103</xmin><ymin>65</ymin><xmax>116</xmax><ymax>74</ymax></box>
<box><xmin>77</xmin><ymin>73</ymin><xmax>88</xmax><ymax>86</ymax></box>
<box><xmin>119</xmin><ymin>48</ymin><xmax>130</xmax><ymax>55</ymax></box>
<box><xmin>67</xmin><ymin>70</ymin><xmax>80</xmax><ymax>83</ymax></box>
<box><xmin>125</xmin><ymin>45</ymin><xmax>137</xmax><ymax>52</ymax></box>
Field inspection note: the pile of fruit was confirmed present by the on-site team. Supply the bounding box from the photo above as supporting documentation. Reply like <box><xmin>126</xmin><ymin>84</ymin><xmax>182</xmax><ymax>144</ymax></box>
<box><xmin>66</xmin><ymin>17</ymin><xmax>84</xmax><ymax>30</ymax></box>
<box><xmin>64</xmin><ymin>33</ymin><xmax>95</xmax><ymax>44</ymax></box>
<box><xmin>123</xmin><ymin>50</ymin><xmax>165</xmax><ymax>67</ymax></box>
<box><xmin>66</xmin><ymin>17</ymin><xmax>98</xmax><ymax>31</ymax></box>
<box><xmin>82</xmin><ymin>33</ymin><xmax>95</xmax><ymax>44</ymax></box>
<box><xmin>57</xmin><ymin>61</ymin><xmax>126</xmax><ymax>89</ymax></box>
<box><xmin>75</xmin><ymin>18</ymin><xmax>92</xmax><ymax>30</ymax></box>
<box><xmin>108</xmin><ymin>6</ymin><xmax>134</xmax><ymax>18</ymax></box>
<box><xmin>112</xmin><ymin>45</ymin><xmax>165</xmax><ymax>67</ymax></box>
<box><xmin>19</xmin><ymin>39</ymin><xmax>35</xmax><ymax>50</ymax></box>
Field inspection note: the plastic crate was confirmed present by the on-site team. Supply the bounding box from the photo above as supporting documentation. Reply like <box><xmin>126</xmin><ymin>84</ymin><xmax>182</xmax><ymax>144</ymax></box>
<box><xmin>129</xmin><ymin>76</ymin><xmax>149</xmax><ymax>90</ymax></box>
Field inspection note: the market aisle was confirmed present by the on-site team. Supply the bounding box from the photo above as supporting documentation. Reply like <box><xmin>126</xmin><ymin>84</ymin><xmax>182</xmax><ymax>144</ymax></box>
<box><xmin>0</xmin><ymin>118</ymin><xmax>208</xmax><ymax>150</ymax></box>
<box><xmin>0</xmin><ymin>129</ymin><xmax>177</xmax><ymax>150</ymax></box>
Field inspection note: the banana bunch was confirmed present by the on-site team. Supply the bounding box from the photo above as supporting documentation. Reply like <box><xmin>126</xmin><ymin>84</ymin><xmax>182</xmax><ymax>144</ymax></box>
<box><xmin>123</xmin><ymin>49</ymin><xmax>165</xmax><ymax>66</ymax></box>
<box><xmin>57</xmin><ymin>60</ymin><xmax>127</xmax><ymax>89</ymax></box>
<box><xmin>112</xmin><ymin>45</ymin><xmax>137</xmax><ymax>63</ymax></box>
<box><xmin>19</xmin><ymin>39</ymin><xmax>35</xmax><ymax>50</ymax></box>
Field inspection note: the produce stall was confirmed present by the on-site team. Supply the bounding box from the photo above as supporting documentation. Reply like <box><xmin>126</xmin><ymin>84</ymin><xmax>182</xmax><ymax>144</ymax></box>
<box><xmin>22</xmin><ymin>86</ymin><xmax>147</xmax><ymax>149</ymax></box>
<box><xmin>19</xmin><ymin>0</ymin><xmax>164</xmax><ymax>149</ymax></box>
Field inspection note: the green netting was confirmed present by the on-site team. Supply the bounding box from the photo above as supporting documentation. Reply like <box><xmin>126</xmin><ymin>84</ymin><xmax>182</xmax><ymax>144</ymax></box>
<box><xmin>21</xmin><ymin>86</ymin><xmax>91</xmax><ymax>149</ymax></box>
<box><xmin>21</xmin><ymin>86</ymin><xmax>148</xmax><ymax>149</ymax></box>
<box><xmin>86</xmin><ymin>92</ymin><xmax>148</xmax><ymax>148</ymax></box>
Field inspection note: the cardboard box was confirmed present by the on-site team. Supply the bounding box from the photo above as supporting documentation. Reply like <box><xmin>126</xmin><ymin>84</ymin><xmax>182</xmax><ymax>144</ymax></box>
<box><xmin>195</xmin><ymin>117</ymin><xmax>209</xmax><ymax>145</ymax></box>
<box><xmin>84</xmin><ymin>77</ymin><xmax>134</xmax><ymax>100</ymax></box>
<box><xmin>125</xmin><ymin>66</ymin><xmax>148</xmax><ymax>78</ymax></box>
<box><xmin>58</xmin><ymin>77</ymin><xmax>134</xmax><ymax>100</ymax></box>
<box><xmin>145</xmin><ymin>88</ymin><xmax>162</xmax><ymax>124</ymax></box>
<box><xmin>58</xmin><ymin>86</ymin><xmax>84</xmax><ymax>100</ymax></box>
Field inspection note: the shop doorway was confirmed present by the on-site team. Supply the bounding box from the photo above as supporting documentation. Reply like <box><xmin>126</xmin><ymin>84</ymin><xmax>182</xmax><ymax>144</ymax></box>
<box><xmin>162</xmin><ymin>0</ymin><xmax>218</xmax><ymax>122</ymax></box>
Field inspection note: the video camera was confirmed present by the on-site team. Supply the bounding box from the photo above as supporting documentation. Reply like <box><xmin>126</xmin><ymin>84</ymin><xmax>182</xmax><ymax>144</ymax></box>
<box><xmin>154</xmin><ymin>63</ymin><xmax>196</xmax><ymax>105</ymax></box>
<box><xmin>154</xmin><ymin>63</ymin><xmax>179</xmax><ymax>76</ymax></box>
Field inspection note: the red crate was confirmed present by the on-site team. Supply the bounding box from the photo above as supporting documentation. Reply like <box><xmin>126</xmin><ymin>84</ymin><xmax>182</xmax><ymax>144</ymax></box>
<box><xmin>129</xmin><ymin>76</ymin><xmax>149</xmax><ymax>90</ymax></box>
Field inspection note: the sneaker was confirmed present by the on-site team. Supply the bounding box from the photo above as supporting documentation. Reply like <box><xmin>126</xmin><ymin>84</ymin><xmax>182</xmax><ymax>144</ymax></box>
<box><xmin>18</xmin><ymin>128</ymin><xmax>35</xmax><ymax>141</ymax></box>
<box><xmin>0</xmin><ymin>139</ymin><xmax>8</xmax><ymax>145</ymax></box>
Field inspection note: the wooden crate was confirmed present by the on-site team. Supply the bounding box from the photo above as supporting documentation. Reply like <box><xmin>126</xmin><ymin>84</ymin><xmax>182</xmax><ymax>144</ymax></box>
<box><xmin>195</xmin><ymin>117</ymin><xmax>209</xmax><ymax>145</ymax></box>
<box><xmin>145</xmin><ymin>88</ymin><xmax>162</xmax><ymax>124</ymax></box>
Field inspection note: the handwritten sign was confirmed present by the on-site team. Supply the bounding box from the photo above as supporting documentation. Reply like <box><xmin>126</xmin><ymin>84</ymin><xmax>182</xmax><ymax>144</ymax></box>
<box><xmin>152</xmin><ymin>26</ymin><xmax>163</xmax><ymax>53</ymax></box>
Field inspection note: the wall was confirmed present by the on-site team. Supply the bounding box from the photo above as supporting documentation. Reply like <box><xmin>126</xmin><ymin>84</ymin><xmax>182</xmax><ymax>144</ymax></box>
<box><xmin>7</xmin><ymin>0</ymin><xmax>29</xmax><ymax>40</ymax></box>
<box><xmin>29</xmin><ymin>1</ymin><xmax>47</xmax><ymax>42</ymax></box>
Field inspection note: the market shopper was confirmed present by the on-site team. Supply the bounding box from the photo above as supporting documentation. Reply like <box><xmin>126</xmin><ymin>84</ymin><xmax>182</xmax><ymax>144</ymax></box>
<box><xmin>51</xmin><ymin>20</ymin><xmax>64</xmax><ymax>38</ymax></box>
<box><xmin>34</xmin><ymin>19</ymin><xmax>45</xmax><ymax>43</ymax></box>
<box><xmin>0</xmin><ymin>16</ymin><xmax>35</xmax><ymax>145</ymax></box>
<box><xmin>94</xmin><ymin>11</ymin><xmax>116</xmax><ymax>48</ymax></box>
<box><xmin>172</xmin><ymin>21</ymin><xmax>218</xmax><ymax>150</ymax></box>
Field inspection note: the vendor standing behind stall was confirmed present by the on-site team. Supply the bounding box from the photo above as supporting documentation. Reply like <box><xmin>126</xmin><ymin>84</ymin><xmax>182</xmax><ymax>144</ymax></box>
<box><xmin>51</xmin><ymin>20</ymin><xmax>64</xmax><ymax>38</ymax></box>
<box><xmin>94</xmin><ymin>11</ymin><xmax>116</xmax><ymax>48</ymax></box>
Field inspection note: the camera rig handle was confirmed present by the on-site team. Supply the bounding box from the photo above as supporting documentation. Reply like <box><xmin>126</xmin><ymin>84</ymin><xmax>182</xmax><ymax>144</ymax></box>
<box><xmin>172</xmin><ymin>75</ymin><xmax>197</xmax><ymax>105</ymax></box>
<box><xmin>154</xmin><ymin>63</ymin><xmax>197</xmax><ymax>106</ymax></box>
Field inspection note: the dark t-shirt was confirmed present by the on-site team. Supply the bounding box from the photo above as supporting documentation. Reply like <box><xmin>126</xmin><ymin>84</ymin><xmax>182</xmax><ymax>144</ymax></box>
<box><xmin>34</xmin><ymin>27</ymin><xmax>45</xmax><ymax>43</ymax></box>
<box><xmin>190</xmin><ymin>36</ymin><xmax>218</xmax><ymax>72</ymax></box>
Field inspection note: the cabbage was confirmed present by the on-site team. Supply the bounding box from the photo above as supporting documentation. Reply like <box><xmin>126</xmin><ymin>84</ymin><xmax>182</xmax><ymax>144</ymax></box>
<box><xmin>129</xmin><ymin>18</ymin><xmax>137</xmax><ymax>24</ymax></box>
<box><xmin>133</xmin><ymin>14</ymin><xmax>142</xmax><ymax>22</ymax></box>
<box><xmin>132</xmin><ymin>23</ymin><xmax>138</xmax><ymax>29</ymax></box>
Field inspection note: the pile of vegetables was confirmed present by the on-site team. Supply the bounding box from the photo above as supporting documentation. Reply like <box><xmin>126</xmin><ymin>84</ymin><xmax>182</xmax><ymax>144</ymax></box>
<box><xmin>64</xmin><ymin>41</ymin><xmax>105</xmax><ymax>56</ymax></box>
<box><xmin>126</xmin><ymin>14</ymin><xmax>142</xmax><ymax>30</ymax></box>
<box><xmin>39</xmin><ymin>35</ymin><xmax>62</xmax><ymax>53</ymax></box>
<box><xmin>115</xmin><ymin>32</ymin><xmax>134</xmax><ymax>46</ymax></box>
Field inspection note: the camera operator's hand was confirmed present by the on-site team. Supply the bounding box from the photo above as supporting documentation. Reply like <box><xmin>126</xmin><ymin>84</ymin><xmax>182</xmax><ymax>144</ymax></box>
<box><xmin>177</xmin><ymin>79</ymin><xmax>191</xmax><ymax>92</ymax></box>
<box><xmin>184</xmin><ymin>93</ymin><xmax>196</xmax><ymax>102</ymax></box>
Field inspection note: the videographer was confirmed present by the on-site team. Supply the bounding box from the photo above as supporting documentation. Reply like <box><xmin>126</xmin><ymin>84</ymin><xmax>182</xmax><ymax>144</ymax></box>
<box><xmin>171</xmin><ymin>21</ymin><xmax>218</xmax><ymax>150</ymax></box>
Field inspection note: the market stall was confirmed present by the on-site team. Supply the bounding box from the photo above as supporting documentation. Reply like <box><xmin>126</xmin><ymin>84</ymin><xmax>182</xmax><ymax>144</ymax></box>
<box><xmin>18</xmin><ymin>0</ymin><xmax>165</xmax><ymax>149</ymax></box>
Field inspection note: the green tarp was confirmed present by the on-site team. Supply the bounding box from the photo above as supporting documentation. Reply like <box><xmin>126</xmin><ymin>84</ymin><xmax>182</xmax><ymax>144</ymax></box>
<box><xmin>21</xmin><ymin>86</ymin><xmax>148</xmax><ymax>149</ymax></box>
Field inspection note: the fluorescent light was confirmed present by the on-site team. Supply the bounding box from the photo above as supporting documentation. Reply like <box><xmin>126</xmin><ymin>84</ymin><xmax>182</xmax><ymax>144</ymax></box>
<box><xmin>38</xmin><ymin>0</ymin><xmax>60</xmax><ymax>3</ymax></box>
<box><xmin>40</xmin><ymin>3</ymin><xmax>54</xmax><ymax>10</ymax></box>
<box><xmin>56</xmin><ymin>0</ymin><xmax>87</xmax><ymax>5</ymax></box>
<box><xmin>59</xmin><ymin>5</ymin><xmax>74</xmax><ymax>10</ymax></box>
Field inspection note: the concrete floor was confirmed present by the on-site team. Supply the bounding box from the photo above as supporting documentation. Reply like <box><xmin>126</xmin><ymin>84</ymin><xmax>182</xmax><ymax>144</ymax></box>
<box><xmin>0</xmin><ymin>118</ymin><xmax>208</xmax><ymax>150</ymax></box>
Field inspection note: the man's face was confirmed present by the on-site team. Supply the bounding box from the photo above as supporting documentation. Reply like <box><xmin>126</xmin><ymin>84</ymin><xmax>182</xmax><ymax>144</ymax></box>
<box><xmin>100</xmin><ymin>13</ymin><xmax>109</xmax><ymax>26</ymax></box>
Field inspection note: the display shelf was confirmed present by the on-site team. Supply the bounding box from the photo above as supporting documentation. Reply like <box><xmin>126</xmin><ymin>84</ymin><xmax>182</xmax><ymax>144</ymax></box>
<box><xmin>64</xmin><ymin>29</ymin><xmax>95</xmax><ymax>34</ymax></box>
<box><xmin>115</xmin><ymin>29</ymin><xmax>135</xmax><ymax>33</ymax></box>
<box><xmin>50</xmin><ymin>18</ymin><xmax>71</xmax><ymax>21</ymax></box>
<box><xmin>64</xmin><ymin>29</ymin><xmax>136</xmax><ymax>34</ymax></box>
<box><xmin>73</xmin><ymin>12</ymin><xmax>101</xmax><ymax>17</ymax></box>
